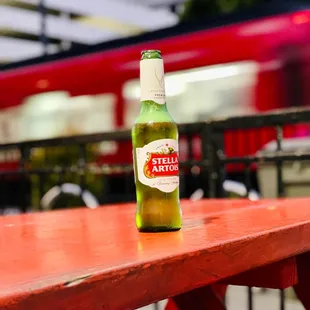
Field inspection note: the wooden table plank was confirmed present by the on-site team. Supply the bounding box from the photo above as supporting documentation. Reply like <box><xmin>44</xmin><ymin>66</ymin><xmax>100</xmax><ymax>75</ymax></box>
<box><xmin>1</xmin><ymin>198</ymin><xmax>310</xmax><ymax>309</ymax></box>
<box><xmin>293</xmin><ymin>252</ymin><xmax>310</xmax><ymax>309</ymax></box>
<box><xmin>222</xmin><ymin>257</ymin><xmax>298</xmax><ymax>289</ymax></box>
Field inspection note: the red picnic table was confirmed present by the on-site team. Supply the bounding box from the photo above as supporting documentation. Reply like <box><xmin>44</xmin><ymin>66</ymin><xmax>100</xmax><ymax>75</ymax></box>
<box><xmin>1</xmin><ymin>198</ymin><xmax>310</xmax><ymax>310</ymax></box>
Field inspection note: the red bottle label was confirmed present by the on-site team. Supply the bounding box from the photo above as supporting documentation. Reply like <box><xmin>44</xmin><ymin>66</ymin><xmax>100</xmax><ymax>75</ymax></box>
<box><xmin>135</xmin><ymin>139</ymin><xmax>179</xmax><ymax>193</ymax></box>
<box><xmin>144</xmin><ymin>152</ymin><xmax>179</xmax><ymax>178</ymax></box>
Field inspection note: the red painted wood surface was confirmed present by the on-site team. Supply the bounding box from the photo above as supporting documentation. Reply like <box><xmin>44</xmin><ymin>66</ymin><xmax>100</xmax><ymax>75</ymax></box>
<box><xmin>223</xmin><ymin>257</ymin><xmax>298</xmax><ymax>289</ymax></box>
<box><xmin>165</xmin><ymin>258</ymin><xmax>297</xmax><ymax>310</ymax></box>
<box><xmin>172</xmin><ymin>285</ymin><xmax>226</xmax><ymax>310</ymax></box>
<box><xmin>293</xmin><ymin>252</ymin><xmax>310</xmax><ymax>309</ymax></box>
<box><xmin>1</xmin><ymin>198</ymin><xmax>310</xmax><ymax>309</ymax></box>
<box><xmin>167</xmin><ymin>284</ymin><xmax>228</xmax><ymax>310</ymax></box>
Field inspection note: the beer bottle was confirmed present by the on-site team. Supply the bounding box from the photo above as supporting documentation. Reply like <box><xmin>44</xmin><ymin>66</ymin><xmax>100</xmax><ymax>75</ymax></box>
<box><xmin>131</xmin><ymin>50</ymin><xmax>182</xmax><ymax>232</ymax></box>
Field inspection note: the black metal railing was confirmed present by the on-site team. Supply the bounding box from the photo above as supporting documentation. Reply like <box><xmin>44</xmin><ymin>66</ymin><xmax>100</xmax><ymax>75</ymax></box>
<box><xmin>0</xmin><ymin>122</ymin><xmax>208</xmax><ymax>213</ymax></box>
<box><xmin>1</xmin><ymin>107</ymin><xmax>310</xmax><ymax>309</ymax></box>
<box><xmin>208</xmin><ymin>107</ymin><xmax>310</xmax><ymax>310</ymax></box>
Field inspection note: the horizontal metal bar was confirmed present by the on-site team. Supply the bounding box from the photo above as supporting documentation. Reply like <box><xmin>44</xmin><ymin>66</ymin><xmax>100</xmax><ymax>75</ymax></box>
<box><xmin>0</xmin><ymin>108</ymin><xmax>308</xmax><ymax>156</ymax></box>
<box><xmin>0</xmin><ymin>130</ymin><xmax>131</xmax><ymax>150</ymax></box>
<box><xmin>220</xmin><ymin>152</ymin><xmax>310</xmax><ymax>164</ymax></box>
<box><xmin>0</xmin><ymin>165</ymin><xmax>132</xmax><ymax>176</ymax></box>
<box><xmin>0</xmin><ymin>159</ymin><xmax>210</xmax><ymax>177</ymax></box>
<box><xmin>0</xmin><ymin>123</ymin><xmax>204</xmax><ymax>151</ymax></box>
<box><xmin>178</xmin><ymin>122</ymin><xmax>205</xmax><ymax>135</ymax></box>
<box><xmin>210</xmin><ymin>107</ymin><xmax>310</xmax><ymax>131</ymax></box>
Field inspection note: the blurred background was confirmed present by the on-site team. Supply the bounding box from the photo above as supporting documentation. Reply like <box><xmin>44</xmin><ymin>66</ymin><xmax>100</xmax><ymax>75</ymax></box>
<box><xmin>1</xmin><ymin>0</ymin><xmax>310</xmax><ymax>142</ymax></box>
<box><xmin>1</xmin><ymin>0</ymin><xmax>310</xmax><ymax>309</ymax></box>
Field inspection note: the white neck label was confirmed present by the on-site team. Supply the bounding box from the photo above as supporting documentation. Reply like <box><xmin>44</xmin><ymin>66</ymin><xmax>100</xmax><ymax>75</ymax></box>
<box><xmin>140</xmin><ymin>59</ymin><xmax>166</xmax><ymax>105</ymax></box>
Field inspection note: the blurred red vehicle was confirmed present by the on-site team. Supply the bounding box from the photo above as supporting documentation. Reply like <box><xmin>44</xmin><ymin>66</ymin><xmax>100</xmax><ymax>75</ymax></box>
<box><xmin>0</xmin><ymin>4</ymin><xmax>310</xmax><ymax>203</ymax></box>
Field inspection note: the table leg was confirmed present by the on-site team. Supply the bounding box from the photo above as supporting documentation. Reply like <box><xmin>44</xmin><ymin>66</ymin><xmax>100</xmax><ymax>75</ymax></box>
<box><xmin>293</xmin><ymin>252</ymin><xmax>310</xmax><ymax>309</ymax></box>
<box><xmin>170</xmin><ymin>284</ymin><xmax>227</xmax><ymax>310</ymax></box>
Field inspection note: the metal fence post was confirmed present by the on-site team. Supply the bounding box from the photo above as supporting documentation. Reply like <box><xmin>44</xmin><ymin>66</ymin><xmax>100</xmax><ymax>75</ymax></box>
<box><xmin>276</xmin><ymin>125</ymin><xmax>286</xmax><ymax>310</ymax></box>
<box><xmin>20</xmin><ymin>146</ymin><xmax>30</xmax><ymax>213</ymax></box>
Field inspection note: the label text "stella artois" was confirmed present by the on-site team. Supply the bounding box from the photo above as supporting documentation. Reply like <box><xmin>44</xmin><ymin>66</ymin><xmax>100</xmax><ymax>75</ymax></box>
<box><xmin>135</xmin><ymin>138</ymin><xmax>179</xmax><ymax>193</ymax></box>
<box><xmin>144</xmin><ymin>152</ymin><xmax>179</xmax><ymax>178</ymax></box>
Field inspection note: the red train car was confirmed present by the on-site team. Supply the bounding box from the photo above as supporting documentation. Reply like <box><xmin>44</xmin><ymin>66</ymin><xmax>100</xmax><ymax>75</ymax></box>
<box><xmin>1</xmin><ymin>5</ymin><xmax>310</xmax><ymax>200</ymax></box>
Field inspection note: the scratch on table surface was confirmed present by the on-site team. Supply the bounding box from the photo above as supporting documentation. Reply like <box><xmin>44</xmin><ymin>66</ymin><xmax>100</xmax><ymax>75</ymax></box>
<box><xmin>63</xmin><ymin>274</ymin><xmax>92</xmax><ymax>287</ymax></box>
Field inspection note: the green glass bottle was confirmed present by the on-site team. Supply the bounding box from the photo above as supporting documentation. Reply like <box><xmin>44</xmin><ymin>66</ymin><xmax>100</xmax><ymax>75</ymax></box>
<box><xmin>131</xmin><ymin>50</ymin><xmax>182</xmax><ymax>232</ymax></box>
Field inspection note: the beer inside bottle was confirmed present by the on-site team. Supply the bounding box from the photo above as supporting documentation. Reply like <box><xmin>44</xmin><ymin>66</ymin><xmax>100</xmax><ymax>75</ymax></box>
<box><xmin>131</xmin><ymin>50</ymin><xmax>182</xmax><ymax>232</ymax></box>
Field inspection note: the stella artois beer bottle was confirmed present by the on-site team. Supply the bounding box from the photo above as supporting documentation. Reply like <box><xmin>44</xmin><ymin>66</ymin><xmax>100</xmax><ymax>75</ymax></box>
<box><xmin>131</xmin><ymin>50</ymin><xmax>182</xmax><ymax>232</ymax></box>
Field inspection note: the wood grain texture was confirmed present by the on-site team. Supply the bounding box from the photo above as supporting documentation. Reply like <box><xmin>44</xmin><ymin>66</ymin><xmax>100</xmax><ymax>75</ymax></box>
<box><xmin>1</xmin><ymin>198</ymin><xmax>310</xmax><ymax>309</ymax></box>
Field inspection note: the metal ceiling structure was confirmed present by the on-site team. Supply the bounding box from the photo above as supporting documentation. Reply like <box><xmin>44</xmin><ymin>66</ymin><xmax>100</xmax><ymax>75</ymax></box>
<box><xmin>0</xmin><ymin>0</ymin><xmax>186</xmax><ymax>64</ymax></box>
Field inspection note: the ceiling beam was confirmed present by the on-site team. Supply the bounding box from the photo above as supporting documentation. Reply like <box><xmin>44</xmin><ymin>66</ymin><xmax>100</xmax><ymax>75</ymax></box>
<box><xmin>0</xmin><ymin>5</ymin><xmax>124</xmax><ymax>44</ymax></box>
<box><xmin>19</xmin><ymin>0</ymin><xmax>178</xmax><ymax>29</ymax></box>
<box><xmin>0</xmin><ymin>37</ymin><xmax>45</xmax><ymax>60</ymax></box>
<box><xmin>118</xmin><ymin>0</ymin><xmax>186</xmax><ymax>8</ymax></box>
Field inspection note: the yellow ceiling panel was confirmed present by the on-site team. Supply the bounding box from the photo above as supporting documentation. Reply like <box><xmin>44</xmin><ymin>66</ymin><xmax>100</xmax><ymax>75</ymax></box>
<box><xmin>77</xmin><ymin>16</ymin><xmax>144</xmax><ymax>35</ymax></box>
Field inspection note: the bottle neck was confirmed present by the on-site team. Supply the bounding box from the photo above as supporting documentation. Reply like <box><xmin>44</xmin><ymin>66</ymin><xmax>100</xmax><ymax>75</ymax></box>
<box><xmin>140</xmin><ymin>58</ymin><xmax>166</xmax><ymax>106</ymax></box>
<box><xmin>137</xmin><ymin>100</ymin><xmax>172</xmax><ymax>123</ymax></box>
<box><xmin>140</xmin><ymin>101</ymin><xmax>167</xmax><ymax>113</ymax></box>
<box><xmin>137</xmin><ymin>51</ymin><xmax>174</xmax><ymax>124</ymax></box>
